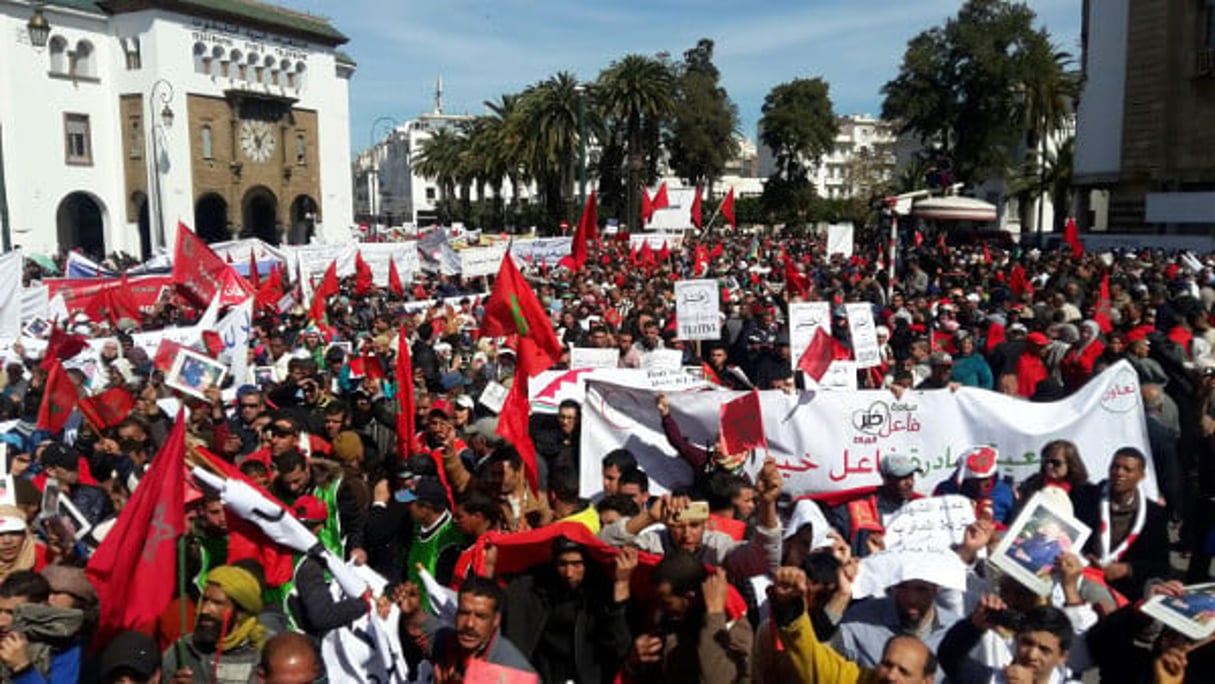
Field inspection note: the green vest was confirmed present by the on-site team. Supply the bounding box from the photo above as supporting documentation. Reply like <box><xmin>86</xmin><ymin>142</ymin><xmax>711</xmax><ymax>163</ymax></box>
<box><xmin>407</xmin><ymin>513</ymin><xmax>464</xmax><ymax>613</ymax></box>
<box><xmin>192</xmin><ymin>533</ymin><xmax>228</xmax><ymax>595</ymax></box>
<box><xmin>313</xmin><ymin>477</ymin><xmax>343</xmax><ymax>558</ymax></box>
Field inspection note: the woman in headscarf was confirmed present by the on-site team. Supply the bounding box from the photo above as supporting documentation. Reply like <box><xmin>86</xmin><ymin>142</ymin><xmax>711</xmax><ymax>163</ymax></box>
<box><xmin>1060</xmin><ymin>320</ymin><xmax>1106</xmax><ymax>392</ymax></box>
<box><xmin>0</xmin><ymin>504</ymin><xmax>45</xmax><ymax>584</ymax></box>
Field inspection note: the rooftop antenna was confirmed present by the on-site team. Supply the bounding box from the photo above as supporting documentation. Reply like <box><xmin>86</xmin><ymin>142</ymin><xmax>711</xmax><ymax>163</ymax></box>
<box><xmin>434</xmin><ymin>76</ymin><xmax>443</xmax><ymax>115</ymax></box>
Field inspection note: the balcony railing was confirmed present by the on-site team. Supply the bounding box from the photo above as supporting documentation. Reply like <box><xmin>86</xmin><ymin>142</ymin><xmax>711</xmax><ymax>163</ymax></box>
<box><xmin>1196</xmin><ymin>49</ymin><xmax>1215</xmax><ymax>78</ymax></box>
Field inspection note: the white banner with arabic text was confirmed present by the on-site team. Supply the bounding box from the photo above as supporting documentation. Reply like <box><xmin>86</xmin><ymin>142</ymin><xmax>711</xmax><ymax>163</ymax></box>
<box><xmin>578</xmin><ymin>361</ymin><xmax>1155</xmax><ymax>500</ymax></box>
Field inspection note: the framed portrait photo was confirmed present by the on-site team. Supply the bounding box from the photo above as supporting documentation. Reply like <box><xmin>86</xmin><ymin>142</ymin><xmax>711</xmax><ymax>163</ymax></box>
<box><xmin>990</xmin><ymin>492</ymin><xmax>1091</xmax><ymax>596</ymax></box>
<box><xmin>1141</xmin><ymin>583</ymin><xmax>1215</xmax><ymax>641</ymax></box>
<box><xmin>165</xmin><ymin>348</ymin><xmax>228</xmax><ymax>401</ymax></box>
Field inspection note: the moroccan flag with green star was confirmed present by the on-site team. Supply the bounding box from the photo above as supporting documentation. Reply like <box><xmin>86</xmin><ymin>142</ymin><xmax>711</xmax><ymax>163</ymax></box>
<box><xmin>36</xmin><ymin>360</ymin><xmax>79</xmax><ymax>434</ymax></box>
<box><xmin>481</xmin><ymin>254</ymin><xmax>562</xmax><ymax>368</ymax></box>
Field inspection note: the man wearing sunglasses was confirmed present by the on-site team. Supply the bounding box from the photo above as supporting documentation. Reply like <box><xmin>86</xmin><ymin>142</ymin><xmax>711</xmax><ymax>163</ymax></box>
<box><xmin>225</xmin><ymin>386</ymin><xmax>266</xmax><ymax>459</ymax></box>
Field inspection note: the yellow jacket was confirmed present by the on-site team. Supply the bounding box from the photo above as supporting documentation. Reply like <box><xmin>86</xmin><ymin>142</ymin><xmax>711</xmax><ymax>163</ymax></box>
<box><xmin>777</xmin><ymin>612</ymin><xmax>877</xmax><ymax>684</ymax></box>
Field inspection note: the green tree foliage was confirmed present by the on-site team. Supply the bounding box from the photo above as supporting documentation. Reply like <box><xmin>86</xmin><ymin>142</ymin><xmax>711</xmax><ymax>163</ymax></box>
<box><xmin>881</xmin><ymin>0</ymin><xmax>1073</xmax><ymax>184</ymax></box>
<box><xmin>596</xmin><ymin>54</ymin><xmax>676</xmax><ymax>230</ymax></box>
<box><xmin>666</xmin><ymin>39</ymin><xmax>740</xmax><ymax>194</ymax></box>
<box><xmin>758</xmin><ymin>78</ymin><xmax>838</xmax><ymax>223</ymax></box>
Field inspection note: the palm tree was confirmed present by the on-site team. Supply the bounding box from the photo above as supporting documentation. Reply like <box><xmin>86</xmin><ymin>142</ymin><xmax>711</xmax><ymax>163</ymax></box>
<box><xmin>514</xmin><ymin>72</ymin><xmax>584</xmax><ymax>230</ymax></box>
<box><xmin>412</xmin><ymin>128</ymin><xmax>464</xmax><ymax>223</ymax></box>
<box><xmin>596</xmin><ymin>54</ymin><xmax>676</xmax><ymax>230</ymax></box>
<box><xmin>1016</xmin><ymin>39</ymin><xmax>1080</xmax><ymax>235</ymax></box>
<box><xmin>483</xmin><ymin>94</ymin><xmax>529</xmax><ymax>230</ymax></box>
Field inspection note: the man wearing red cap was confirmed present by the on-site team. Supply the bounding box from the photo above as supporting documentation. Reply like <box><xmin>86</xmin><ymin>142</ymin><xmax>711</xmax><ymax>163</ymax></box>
<box><xmin>1015</xmin><ymin>332</ymin><xmax>1051</xmax><ymax>398</ymax></box>
<box><xmin>284</xmin><ymin>495</ymin><xmax>369</xmax><ymax>638</ymax></box>
<box><xmin>932</xmin><ymin>446</ymin><xmax>1016</xmax><ymax>525</ymax></box>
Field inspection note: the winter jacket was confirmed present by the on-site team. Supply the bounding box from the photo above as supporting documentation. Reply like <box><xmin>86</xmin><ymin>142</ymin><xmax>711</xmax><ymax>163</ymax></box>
<box><xmin>287</xmin><ymin>554</ymin><xmax>369</xmax><ymax>638</ymax></box>
<box><xmin>501</xmin><ymin>570</ymin><xmax>630</xmax><ymax>684</ymax></box>
<box><xmin>950</xmin><ymin>353</ymin><xmax>993</xmax><ymax>389</ymax></box>
<box><xmin>5</xmin><ymin>604</ymin><xmax>83</xmax><ymax>684</ymax></box>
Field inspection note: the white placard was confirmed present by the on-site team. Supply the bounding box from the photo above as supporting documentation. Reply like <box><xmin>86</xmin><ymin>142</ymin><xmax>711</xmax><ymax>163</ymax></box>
<box><xmin>569</xmin><ymin>347</ymin><xmax>620</xmax><ymax>370</ymax></box>
<box><xmin>641</xmin><ymin>349</ymin><xmax>683</xmax><ymax>372</ymax></box>
<box><xmin>674</xmin><ymin>279</ymin><xmax>721</xmax><ymax>341</ymax></box>
<box><xmin>826</xmin><ymin>223</ymin><xmax>855</xmax><ymax>258</ymax></box>
<box><xmin>881</xmin><ymin>495</ymin><xmax>977</xmax><ymax>553</ymax></box>
<box><xmin>479</xmin><ymin>381</ymin><xmax>509</xmax><ymax>414</ymax></box>
<box><xmin>629</xmin><ymin>233</ymin><xmax>683</xmax><ymax>250</ymax></box>
<box><xmin>459</xmin><ymin>245</ymin><xmax>508</xmax><ymax>278</ymax></box>
<box><xmin>789</xmin><ymin>302</ymin><xmax>831</xmax><ymax>361</ymax></box>
<box><xmin>817</xmin><ymin>360</ymin><xmax>858</xmax><ymax>391</ymax></box>
<box><xmin>844</xmin><ymin>302</ymin><xmax>881</xmax><ymax>369</ymax></box>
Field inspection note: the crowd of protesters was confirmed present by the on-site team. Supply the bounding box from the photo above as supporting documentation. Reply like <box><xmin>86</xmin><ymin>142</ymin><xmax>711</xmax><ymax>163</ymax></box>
<box><xmin>0</xmin><ymin>226</ymin><xmax>1212</xmax><ymax>683</ymax></box>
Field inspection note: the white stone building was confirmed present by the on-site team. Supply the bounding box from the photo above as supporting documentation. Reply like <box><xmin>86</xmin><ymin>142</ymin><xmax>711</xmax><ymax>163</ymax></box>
<box><xmin>758</xmin><ymin>114</ymin><xmax>897</xmax><ymax>200</ymax></box>
<box><xmin>353</xmin><ymin>96</ymin><xmax>539</xmax><ymax>229</ymax></box>
<box><xmin>0</xmin><ymin>0</ymin><xmax>354</xmax><ymax>259</ymax></box>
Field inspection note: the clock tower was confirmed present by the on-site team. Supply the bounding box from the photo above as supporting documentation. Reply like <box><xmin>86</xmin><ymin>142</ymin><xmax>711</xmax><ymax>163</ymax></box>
<box><xmin>187</xmin><ymin>90</ymin><xmax>322</xmax><ymax>245</ymax></box>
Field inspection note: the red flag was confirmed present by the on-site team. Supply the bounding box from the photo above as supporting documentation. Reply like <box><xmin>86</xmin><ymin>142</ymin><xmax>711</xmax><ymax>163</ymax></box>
<box><xmin>37</xmin><ymin>361</ymin><xmax>79</xmax><ymax>433</ymax></box>
<box><xmin>354</xmin><ymin>251</ymin><xmax>374</xmax><ymax>296</ymax></box>
<box><xmin>308</xmin><ymin>261</ymin><xmax>339</xmax><ymax>324</ymax></box>
<box><xmin>797</xmin><ymin>328</ymin><xmax>841</xmax><ymax>382</ymax></box>
<box><xmin>171</xmin><ymin>222</ymin><xmax>252</xmax><ymax>307</ymax></box>
<box><xmin>784</xmin><ymin>252</ymin><xmax>810</xmax><ymax>299</ymax></box>
<box><xmin>639</xmin><ymin>241</ymin><xmax>656</xmax><ymax>270</ymax></box>
<box><xmin>709</xmin><ymin>240</ymin><xmax>724</xmax><ymax>260</ymax></box>
<box><xmin>388</xmin><ymin>257</ymin><xmax>404</xmax><ymax>298</ymax></box>
<box><xmin>658</xmin><ymin>240</ymin><xmax>671</xmax><ymax>262</ymax></box>
<box><xmin>914</xmin><ymin>230</ymin><xmax>924</xmax><ymax>248</ymax></box>
<box><xmin>41</xmin><ymin>326</ymin><xmax>89</xmax><ymax>370</ymax></box>
<box><xmin>78</xmin><ymin>386</ymin><xmax>136</xmax><ymax>431</ymax></box>
<box><xmin>201</xmin><ymin>330</ymin><xmax>225</xmax><ymax>358</ymax></box>
<box><xmin>701</xmin><ymin>362</ymin><xmax>721</xmax><ymax>386</ymax></box>
<box><xmin>481</xmin><ymin>255</ymin><xmax>562</xmax><ymax>368</ymax></box>
<box><xmin>720</xmin><ymin>188</ymin><xmax>736</xmax><ymax>229</ymax></box>
<box><xmin>652</xmin><ymin>182</ymin><xmax>670</xmax><ymax>211</ymax></box>
<box><xmin>1010</xmin><ymin>264</ymin><xmax>1030</xmax><ymax>297</ymax></box>
<box><xmin>152</xmin><ymin>338</ymin><xmax>191</xmax><ymax>374</ymax></box>
<box><xmin>1094</xmin><ymin>274</ymin><xmax>1113</xmax><ymax>333</ymax></box>
<box><xmin>87</xmin><ymin>411</ymin><xmax>186</xmax><ymax>644</ymax></box>
<box><xmin>983</xmin><ymin>243</ymin><xmax>992</xmax><ymax>265</ymax></box>
<box><xmin>558</xmin><ymin>192</ymin><xmax>597</xmax><ymax>273</ymax></box>
<box><xmin>395</xmin><ymin>326</ymin><xmax>416</xmax><ymax>463</ymax></box>
<box><xmin>641</xmin><ymin>187</ymin><xmax>653</xmax><ymax>225</ymax></box>
<box><xmin>720</xmin><ymin>390</ymin><xmax>766</xmax><ymax>455</ymax></box>
<box><xmin>247</xmin><ymin>250</ymin><xmax>261</xmax><ymax>290</ymax></box>
<box><xmin>690</xmin><ymin>186</ymin><xmax>703</xmax><ymax>229</ymax></box>
<box><xmin>936</xmin><ymin>233</ymin><xmax>947</xmax><ymax>252</ymax></box>
<box><xmin>1064</xmin><ymin>217</ymin><xmax>1083</xmax><ymax>258</ymax></box>
<box><xmin>255</xmin><ymin>264</ymin><xmax>283</xmax><ymax>311</ymax></box>
<box><xmin>497</xmin><ymin>354</ymin><xmax>541</xmax><ymax>493</ymax></box>
<box><xmin>192</xmin><ymin>448</ymin><xmax>295</xmax><ymax>588</ymax></box>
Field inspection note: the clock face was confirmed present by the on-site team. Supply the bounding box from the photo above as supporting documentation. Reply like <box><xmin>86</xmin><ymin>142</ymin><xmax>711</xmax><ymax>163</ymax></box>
<box><xmin>239</xmin><ymin>120</ymin><xmax>276</xmax><ymax>163</ymax></box>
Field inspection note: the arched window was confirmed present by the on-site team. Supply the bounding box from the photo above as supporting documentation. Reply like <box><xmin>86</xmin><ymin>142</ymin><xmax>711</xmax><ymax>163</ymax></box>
<box><xmin>193</xmin><ymin>42</ymin><xmax>207</xmax><ymax>74</ymax></box>
<box><xmin>48</xmin><ymin>36</ymin><xmax>68</xmax><ymax>74</ymax></box>
<box><xmin>293</xmin><ymin>61</ymin><xmax>306</xmax><ymax>90</ymax></box>
<box><xmin>229</xmin><ymin>49</ymin><xmax>244</xmax><ymax>79</ymax></box>
<box><xmin>71</xmin><ymin>40</ymin><xmax>95</xmax><ymax>78</ymax></box>
<box><xmin>200</xmin><ymin>125</ymin><xmax>213</xmax><ymax>160</ymax></box>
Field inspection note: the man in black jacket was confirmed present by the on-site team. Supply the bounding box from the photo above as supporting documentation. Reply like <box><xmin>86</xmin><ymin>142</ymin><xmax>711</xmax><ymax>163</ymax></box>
<box><xmin>1074</xmin><ymin>446</ymin><xmax>1171</xmax><ymax>601</ymax></box>
<box><xmin>38</xmin><ymin>443</ymin><xmax>112</xmax><ymax>526</ymax></box>
<box><xmin>286</xmin><ymin>495</ymin><xmax>369</xmax><ymax>639</ymax></box>
<box><xmin>500</xmin><ymin>537</ymin><xmax>635</xmax><ymax>684</ymax></box>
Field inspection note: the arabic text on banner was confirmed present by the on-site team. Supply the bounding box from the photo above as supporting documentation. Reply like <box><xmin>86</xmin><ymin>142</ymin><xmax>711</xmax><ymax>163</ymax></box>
<box><xmin>459</xmin><ymin>245</ymin><xmax>509</xmax><ymax>278</ymax></box>
<box><xmin>844</xmin><ymin>302</ymin><xmax>881</xmax><ymax>369</ymax></box>
<box><xmin>577</xmin><ymin>360</ymin><xmax>1156</xmax><ymax>501</ymax></box>
<box><xmin>788</xmin><ymin>302</ymin><xmax>831</xmax><ymax>361</ymax></box>
<box><xmin>673</xmin><ymin>279</ymin><xmax>721</xmax><ymax>341</ymax></box>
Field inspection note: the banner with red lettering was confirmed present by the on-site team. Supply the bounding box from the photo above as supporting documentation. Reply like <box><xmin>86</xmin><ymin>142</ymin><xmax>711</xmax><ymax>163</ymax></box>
<box><xmin>580</xmin><ymin>361</ymin><xmax>1156</xmax><ymax>500</ymax></box>
<box><xmin>44</xmin><ymin>276</ymin><xmax>174</xmax><ymax>318</ymax></box>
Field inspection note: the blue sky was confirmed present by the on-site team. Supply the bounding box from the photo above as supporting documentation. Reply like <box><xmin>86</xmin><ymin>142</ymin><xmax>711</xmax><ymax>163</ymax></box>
<box><xmin>285</xmin><ymin>0</ymin><xmax>1081</xmax><ymax>153</ymax></box>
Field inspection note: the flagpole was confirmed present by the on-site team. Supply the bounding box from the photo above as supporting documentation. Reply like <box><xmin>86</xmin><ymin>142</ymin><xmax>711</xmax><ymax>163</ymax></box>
<box><xmin>175</xmin><ymin>533</ymin><xmax>187</xmax><ymax>666</ymax></box>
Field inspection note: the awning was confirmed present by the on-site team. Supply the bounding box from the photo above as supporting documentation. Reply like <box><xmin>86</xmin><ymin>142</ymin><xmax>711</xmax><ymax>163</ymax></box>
<box><xmin>913</xmin><ymin>196</ymin><xmax>998</xmax><ymax>222</ymax></box>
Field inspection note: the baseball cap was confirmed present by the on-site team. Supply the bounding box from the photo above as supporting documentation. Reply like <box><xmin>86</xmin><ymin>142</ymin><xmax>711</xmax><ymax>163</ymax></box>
<box><xmin>463</xmin><ymin>416</ymin><xmax>503</xmax><ymax>445</ymax></box>
<box><xmin>411</xmin><ymin>477</ymin><xmax>449</xmax><ymax>510</ymax></box>
<box><xmin>454</xmin><ymin>395</ymin><xmax>475</xmax><ymax>410</ymax></box>
<box><xmin>879</xmin><ymin>453</ymin><xmax>923</xmax><ymax>479</ymax></box>
<box><xmin>928</xmin><ymin>351</ymin><xmax>953</xmax><ymax>366</ymax></box>
<box><xmin>429</xmin><ymin>399</ymin><xmax>452</xmax><ymax>418</ymax></box>
<box><xmin>100</xmin><ymin>630</ymin><xmax>161</xmax><ymax>680</ymax></box>
<box><xmin>955</xmin><ymin>445</ymin><xmax>998</xmax><ymax>486</ymax></box>
<box><xmin>440</xmin><ymin>372</ymin><xmax>468</xmax><ymax>391</ymax></box>
<box><xmin>292</xmin><ymin>495</ymin><xmax>329</xmax><ymax>524</ymax></box>
<box><xmin>0</xmin><ymin>510</ymin><xmax>26</xmax><ymax>534</ymax></box>
<box><xmin>1026</xmin><ymin>332</ymin><xmax>1050</xmax><ymax>346</ymax></box>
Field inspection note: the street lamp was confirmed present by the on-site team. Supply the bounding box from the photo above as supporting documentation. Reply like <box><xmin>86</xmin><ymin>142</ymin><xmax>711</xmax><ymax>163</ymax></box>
<box><xmin>149</xmin><ymin>79</ymin><xmax>174</xmax><ymax>250</ymax></box>
<box><xmin>575</xmin><ymin>83</ymin><xmax>587</xmax><ymax>208</ymax></box>
<box><xmin>27</xmin><ymin>4</ymin><xmax>50</xmax><ymax>48</ymax></box>
<box><xmin>368</xmin><ymin>116</ymin><xmax>398</xmax><ymax>239</ymax></box>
